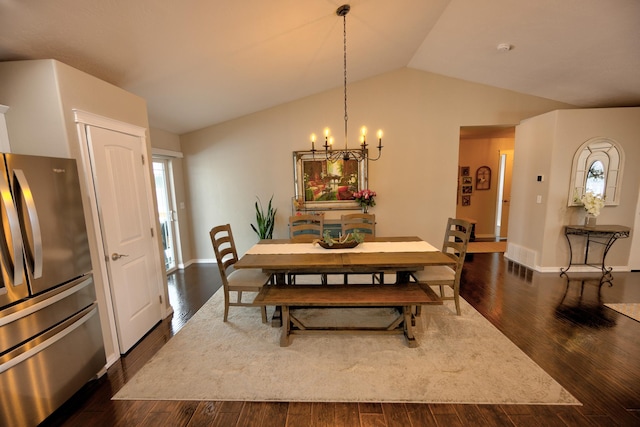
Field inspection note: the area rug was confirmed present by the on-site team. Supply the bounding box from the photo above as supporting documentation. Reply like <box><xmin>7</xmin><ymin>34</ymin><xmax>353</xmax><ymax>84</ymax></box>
<box><xmin>605</xmin><ymin>303</ymin><xmax>640</xmax><ymax>322</ymax></box>
<box><xmin>467</xmin><ymin>241</ymin><xmax>507</xmax><ymax>253</ymax></box>
<box><xmin>113</xmin><ymin>288</ymin><xmax>579</xmax><ymax>405</ymax></box>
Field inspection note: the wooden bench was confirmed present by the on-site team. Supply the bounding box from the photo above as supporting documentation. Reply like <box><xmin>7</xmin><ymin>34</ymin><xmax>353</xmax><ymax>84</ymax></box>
<box><xmin>253</xmin><ymin>284</ymin><xmax>442</xmax><ymax>347</ymax></box>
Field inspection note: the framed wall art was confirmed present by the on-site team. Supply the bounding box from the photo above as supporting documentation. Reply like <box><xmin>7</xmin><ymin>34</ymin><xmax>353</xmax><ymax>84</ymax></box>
<box><xmin>460</xmin><ymin>166</ymin><xmax>470</xmax><ymax>176</ymax></box>
<box><xmin>476</xmin><ymin>166</ymin><xmax>491</xmax><ymax>190</ymax></box>
<box><xmin>461</xmin><ymin>195</ymin><xmax>471</xmax><ymax>206</ymax></box>
<box><xmin>462</xmin><ymin>185</ymin><xmax>473</xmax><ymax>194</ymax></box>
<box><xmin>293</xmin><ymin>151</ymin><xmax>367</xmax><ymax>210</ymax></box>
<box><xmin>462</xmin><ymin>176</ymin><xmax>472</xmax><ymax>185</ymax></box>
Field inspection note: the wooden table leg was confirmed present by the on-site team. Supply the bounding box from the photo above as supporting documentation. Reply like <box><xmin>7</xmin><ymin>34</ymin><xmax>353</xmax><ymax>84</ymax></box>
<box><xmin>280</xmin><ymin>305</ymin><xmax>291</xmax><ymax>347</ymax></box>
<box><xmin>270</xmin><ymin>273</ymin><xmax>286</xmax><ymax>327</ymax></box>
<box><xmin>403</xmin><ymin>305</ymin><xmax>418</xmax><ymax>348</ymax></box>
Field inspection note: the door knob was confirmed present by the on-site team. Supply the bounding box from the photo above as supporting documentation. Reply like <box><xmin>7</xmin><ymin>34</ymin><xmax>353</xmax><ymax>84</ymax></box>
<box><xmin>111</xmin><ymin>253</ymin><xmax>129</xmax><ymax>261</ymax></box>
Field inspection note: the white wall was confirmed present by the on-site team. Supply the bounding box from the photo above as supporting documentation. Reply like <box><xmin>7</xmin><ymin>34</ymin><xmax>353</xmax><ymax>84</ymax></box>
<box><xmin>179</xmin><ymin>68</ymin><xmax>572</xmax><ymax>260</ymax></box>
<box><xmin>508</xmin><ymin>107</ymin><xmax>640</xmax><ymax>271</ymax></box>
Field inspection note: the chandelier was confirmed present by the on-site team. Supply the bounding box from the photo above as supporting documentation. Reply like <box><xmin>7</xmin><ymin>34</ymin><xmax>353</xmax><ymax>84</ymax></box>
<box><xmin>310</xmin><ymin>4</ymin><xmax>383</xmax><ymax>162</ymax></box>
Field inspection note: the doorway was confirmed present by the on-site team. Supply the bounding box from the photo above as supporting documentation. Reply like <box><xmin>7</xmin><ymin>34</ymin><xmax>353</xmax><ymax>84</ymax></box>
<box><xmin>153</xmin><ymin>159</ymin><xmax>178</xmax><ymax>273</ymax></box>
<box><xmin>495</xmin><ymin>150</ymin><xmax>513</xmax><ymax>239</ymax></box>
<box><xmin>457</xmin><ymin>126</ymin><xmax>515</xmax><ymax>241</ymax></box>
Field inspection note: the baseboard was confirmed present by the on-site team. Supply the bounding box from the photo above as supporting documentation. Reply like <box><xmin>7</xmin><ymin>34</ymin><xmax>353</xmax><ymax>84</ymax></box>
<box><xmin>187</xmin><ymin>258</ymin><xmax>217</xmax><ymax>265</ymax></box>
<box><xmin>504</xmin><ymin>255</ymin><xmax>631</xmax><ymax>274</ymax></box>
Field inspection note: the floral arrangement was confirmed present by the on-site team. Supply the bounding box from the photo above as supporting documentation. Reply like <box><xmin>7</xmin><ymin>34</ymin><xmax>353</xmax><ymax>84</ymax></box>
<box><xmin>580</xmin><ymin>191</ymin><xmax>605</xmax><ymax>217</ymax></box>
<box><xmin>353</xmin><ymin>189</ymin><xmax>376</xmax><ymax>208</ymax></box>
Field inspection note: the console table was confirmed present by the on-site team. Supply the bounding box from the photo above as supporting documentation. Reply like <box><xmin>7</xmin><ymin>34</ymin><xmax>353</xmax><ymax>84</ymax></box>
<box><xmin>561</xmin><ymin>225</ymin><xmax>631</xmax><ymax>277</ymax></box>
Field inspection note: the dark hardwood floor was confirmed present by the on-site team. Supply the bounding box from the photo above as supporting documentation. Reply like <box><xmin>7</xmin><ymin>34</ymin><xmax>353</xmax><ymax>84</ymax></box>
<box><xmin>40</xmin><ymin>255</ymin><xmax>640</xmax><ymax>427</ymax></box>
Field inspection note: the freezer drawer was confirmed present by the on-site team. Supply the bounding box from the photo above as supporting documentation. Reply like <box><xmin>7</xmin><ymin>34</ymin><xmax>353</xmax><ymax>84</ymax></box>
<box><xmin>0</xmin><ymin>275</ymin><xmax>95</xmax><ymax>354</ymax></box>
<box><xmin>0</xmin><ymin>303</ymin><xmax>105</xmax><ymax>427</ymax></box>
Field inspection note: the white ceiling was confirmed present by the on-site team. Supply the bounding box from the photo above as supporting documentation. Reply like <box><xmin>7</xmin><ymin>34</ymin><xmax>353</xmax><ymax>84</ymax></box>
<box><xmin>1</xmin><ymin>0</ymin><xmax>638</xmax><ymax>135</ymax></box>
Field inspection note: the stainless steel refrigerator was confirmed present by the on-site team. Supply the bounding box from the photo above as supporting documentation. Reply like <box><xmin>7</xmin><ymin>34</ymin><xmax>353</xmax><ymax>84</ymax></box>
<box><xmin>0</xmin><ymin>154</ymin><xmax>105</xmax><ymax>427</ymax></box>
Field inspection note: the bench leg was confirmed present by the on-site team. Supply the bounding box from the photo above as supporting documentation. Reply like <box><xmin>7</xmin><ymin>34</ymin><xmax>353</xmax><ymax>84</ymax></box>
<box><xmin>280</xmin><ymin>305</ymin><xmax>291</xmax><ymax>347</ymax></box>
<box><xmin>403</xmin><ymin>306</ymin><xmax>418</xmax><ymax>348</ymax></box>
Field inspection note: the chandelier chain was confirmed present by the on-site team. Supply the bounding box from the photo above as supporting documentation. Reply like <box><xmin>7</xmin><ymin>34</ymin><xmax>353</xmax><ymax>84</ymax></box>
<box><xmin>343</xmin><ymin>11</ymin><xmax>348</xmax><ymax>149</ymax></box>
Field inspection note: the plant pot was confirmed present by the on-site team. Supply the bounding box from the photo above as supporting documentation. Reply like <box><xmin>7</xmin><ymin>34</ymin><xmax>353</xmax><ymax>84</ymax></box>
<box><xmin>584</xmin><ymin>215</ymin><xmax>597</xmax><ymax>227</ymax></box>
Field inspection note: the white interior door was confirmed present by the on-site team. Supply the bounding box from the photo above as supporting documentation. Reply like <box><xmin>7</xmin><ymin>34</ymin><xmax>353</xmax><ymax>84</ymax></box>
<box><xmin>86</xmin><ymin>126</ymin><xmax>162</xmax><ymax>353</ymax></box>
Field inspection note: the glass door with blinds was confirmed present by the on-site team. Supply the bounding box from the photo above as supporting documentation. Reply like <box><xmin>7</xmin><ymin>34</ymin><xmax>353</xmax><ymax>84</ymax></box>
<box><xmin>153</xmin><ymin>159</ymin><xmax>177</xmax><ymax>272</ymax></box>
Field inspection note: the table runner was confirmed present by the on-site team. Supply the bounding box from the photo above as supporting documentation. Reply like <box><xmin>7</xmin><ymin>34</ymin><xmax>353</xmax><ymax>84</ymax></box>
<box><xmin>245</xmin><ymin>241</ymin><xmax>439</xmax><ymax>255</ymax></box>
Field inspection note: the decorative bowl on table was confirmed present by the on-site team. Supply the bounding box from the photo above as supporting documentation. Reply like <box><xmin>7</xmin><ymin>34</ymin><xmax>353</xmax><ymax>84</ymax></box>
<box><xmin>314</xmin><ymin>230</ymin><xmax>364</xmax><ymax>249</ymax></box>
<box><xmin>317</xmin><ymin>240</ymin><xmax>360</xmax><ymax>249</ymax></box>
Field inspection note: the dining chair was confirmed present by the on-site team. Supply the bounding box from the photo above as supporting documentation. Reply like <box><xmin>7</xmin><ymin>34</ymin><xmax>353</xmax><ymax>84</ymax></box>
<box><xmin>340</xmin><ymin>213</ymin><xmax>382</xmax><ymax>284</ymax></box>
<box><xmin>288</xmin><ymin>214</ymin><xmax>326</xmax><ymax>284</ymax></box>
<box><xmin>410</xmin><ymin>218</ymin><xmax>473</xmax><ymax>315</ymax></box>
<box><xmin>210</xmin><ymin>224</ymin><xmax>270</xmax><ymax>323</ymax></box>
<box><xmin>341</xmin><ymin>213</ymin><xmax>376</xmax><ymax>239</ymax></box>
<box><xmin>289</xmin><ymin>214</ymin><xmax>324</xmax><ymax>242</ymax></box>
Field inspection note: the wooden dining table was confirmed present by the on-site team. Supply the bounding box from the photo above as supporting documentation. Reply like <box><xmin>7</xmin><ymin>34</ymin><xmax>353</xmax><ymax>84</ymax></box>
<box><xmin>235</xmin><ymin>236</ymin><xmax>455</xmax><ymax>332</ymax></box>
<box><xmin>234</xmin><ymin>236</ymin><xmax>455</xmax><ymax>284</ymax></box>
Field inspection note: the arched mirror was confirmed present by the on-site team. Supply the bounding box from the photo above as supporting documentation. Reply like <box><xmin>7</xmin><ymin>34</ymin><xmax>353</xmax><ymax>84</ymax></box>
<box><xmin>568</xmin><ymin>137</ymin><xmax>623</xmax><ymax>206</ymax></box>
<box><xmin>585</xmin><ymin>160</ymin><xmax>605</xmax><ymax>196</ymax></box>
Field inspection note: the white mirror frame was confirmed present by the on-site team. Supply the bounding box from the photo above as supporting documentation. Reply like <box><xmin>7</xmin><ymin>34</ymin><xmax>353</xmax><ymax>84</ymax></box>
<box><xmin>568</xmin><ymin>137</ymin><xmax>624</xmax><ymax>206</ymax></box>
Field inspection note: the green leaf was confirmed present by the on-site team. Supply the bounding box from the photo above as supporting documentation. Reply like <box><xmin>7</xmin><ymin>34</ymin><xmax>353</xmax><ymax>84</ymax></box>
<box><xmin>251</xmin><ymin>195</ymin><xmax>277</xmax><ymax>239</ymax></box>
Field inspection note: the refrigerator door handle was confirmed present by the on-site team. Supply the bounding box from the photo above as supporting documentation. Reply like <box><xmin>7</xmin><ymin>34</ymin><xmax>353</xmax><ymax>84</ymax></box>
<box><xmin>13</xmin><ymin>169</ymin><xmax>43</xmax><ymax>279</ymax></box>
<box><xmin>0</xmin><ymin>174</ymin><xmax>24</xmax><ymax>286</ymax></box>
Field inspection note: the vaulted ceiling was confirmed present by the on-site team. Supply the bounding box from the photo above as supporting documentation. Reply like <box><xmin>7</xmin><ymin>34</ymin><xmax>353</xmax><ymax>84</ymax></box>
<box><xmin>1</xmin><ymin>0</ymin><xmax>638</xmax><ymax>135</ymax></box>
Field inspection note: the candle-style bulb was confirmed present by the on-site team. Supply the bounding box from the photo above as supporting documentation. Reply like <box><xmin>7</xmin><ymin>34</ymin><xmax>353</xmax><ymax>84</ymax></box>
<box><xmin>324</xmin><ymin>128</ymin><xmax>330</xmax><ymax>137</ymax></box>
<box><xmin>361</xmin><ymin>126</ymin><xmax>367</xmax><ymax>136</ymax></box>
<box><xmin>377</xmin><ymin>130</ymin><xmax>383</xmax><ymax>139</ymax></box>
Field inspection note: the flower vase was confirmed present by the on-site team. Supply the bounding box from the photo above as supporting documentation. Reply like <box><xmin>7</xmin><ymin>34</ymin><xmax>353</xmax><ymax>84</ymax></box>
<box><xmin>584</xmin><ymin>214</ymin><xmax>597</xmax><ymax>227</ymax></box>
<box><xmin>362</xmin><ymin>205</ymin><xmax>368</xmax><ymax>214</ymax></box>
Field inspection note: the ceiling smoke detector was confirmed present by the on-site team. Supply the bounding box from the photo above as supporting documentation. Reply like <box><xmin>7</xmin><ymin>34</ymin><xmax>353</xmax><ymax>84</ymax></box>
<box><xmin>497</xmin><ymin>43</ymin><xmax>512</xmax><ymax>52</ymax></box>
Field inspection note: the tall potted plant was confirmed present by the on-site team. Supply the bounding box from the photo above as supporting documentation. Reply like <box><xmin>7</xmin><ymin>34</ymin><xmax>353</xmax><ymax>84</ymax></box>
<box><xmin>251</xmin><ymin>195</ymin><xmax>277</xmax><ymax>239</ymax></box>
